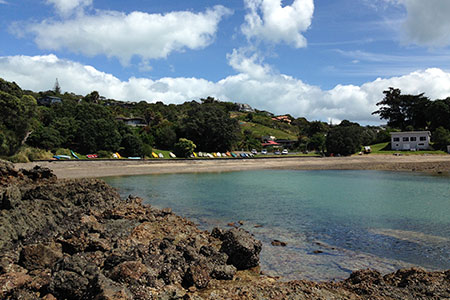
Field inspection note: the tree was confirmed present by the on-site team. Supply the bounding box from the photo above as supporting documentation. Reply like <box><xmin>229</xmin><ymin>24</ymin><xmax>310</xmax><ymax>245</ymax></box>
<box><xmin>178</xmin><ymin>104</ymin><xmax>240</xmax><ymax>152</ymax></box>
<box><xmin>326</xmin><ymin>124</ymin><xmax>363</xmax><ymax>156</ymax></box>
<box><xmin>309</xmin><ymin>133</ymin><xmax>326</xmax><ymax>152</ymax></box>
<box><xmin>154</xmin><ymin>122</ymin><xmax>177</xmax><ymax>150</ymax></box>
<box><xmin>432</xmin><ymin>127</ymin><xmax>450</xmax><ymax>151</ymax></box>
<box><xmin>426</xmin><ymin>98</ymin><xmax>450</xmax><ymax>131</ymax></box>
<box><xmin>0</xmin><ymin>91</ymin><xmax>37</xmax><ymax>155</ymax></box>
<box><xmin>120</xmin><ymin>134</ymin><xmax>143</xmax><ymax>157</ymax></box>
<box><xmin>83</xmin><ymin>91</ymin><xmax>100</xmax><ymax>103</ymax></box>
<box><xmin>373</xmin><ymin>88</ymin><xmax>430</xmax><ymax>130</ymax></box>
<box><xmin>173</xmin><ymin>138</ymin><xmax>196</xmax><ymax>158</ymax></box>
<box><xmin>53</xmin><ymin>78</ymin><xmax>61</xmax><ymax>94</ymax></box>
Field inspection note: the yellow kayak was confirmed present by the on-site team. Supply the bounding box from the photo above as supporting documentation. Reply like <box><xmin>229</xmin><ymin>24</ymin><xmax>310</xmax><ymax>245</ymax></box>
<box><xmin>193</xmin><ymin>152</ymin><xmax>198</xmax><ymax>158</ymax></box>
<box><xmin>151</xmin><ymin>152</ymin><xmax>158</xmax><ymax>158</ymax></box>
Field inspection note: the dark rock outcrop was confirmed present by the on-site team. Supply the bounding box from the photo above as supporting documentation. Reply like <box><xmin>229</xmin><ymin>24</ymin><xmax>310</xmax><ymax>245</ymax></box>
<box><xmin>219</xmin><ymin>227</ymin><xmax>262</xmax><ymax>270</ymax></box>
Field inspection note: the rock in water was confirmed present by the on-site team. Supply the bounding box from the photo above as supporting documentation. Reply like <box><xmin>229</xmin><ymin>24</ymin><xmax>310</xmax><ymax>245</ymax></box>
<box><xmin>219</xmin><ymin>228</ymin><xmax>262</xmax><ymax>270</ymax></box>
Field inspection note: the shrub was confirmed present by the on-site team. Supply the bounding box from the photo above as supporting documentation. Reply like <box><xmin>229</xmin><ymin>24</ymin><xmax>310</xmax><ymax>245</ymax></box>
<box><xmin>173</xmin><ymin>138</ymin><xmax>196</xmax><ymax>158</ymax></box>
<box><xmin>97</xmin><ymin>150</ymin><xmax>112</xmax><ymax>158</ymax></box>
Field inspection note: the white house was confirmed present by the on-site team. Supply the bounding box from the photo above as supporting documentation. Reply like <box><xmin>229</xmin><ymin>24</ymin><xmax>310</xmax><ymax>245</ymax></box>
<box><xmin>390</xmin><ymin>131</ymin><xmax>431</xmax><ymax>151</ymax></box>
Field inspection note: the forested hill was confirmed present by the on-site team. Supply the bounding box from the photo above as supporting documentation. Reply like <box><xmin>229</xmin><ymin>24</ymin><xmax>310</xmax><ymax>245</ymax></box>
<box><xmin>0</xmin><ymin>78</ymin><xmax>449</xmax><ymax>161</ymax></box>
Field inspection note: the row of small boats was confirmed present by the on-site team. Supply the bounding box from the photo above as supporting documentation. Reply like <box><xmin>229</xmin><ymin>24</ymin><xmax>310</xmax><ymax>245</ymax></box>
<box><xmin>52</xmin><ymin>150</ymin><xmax>256</xmax><ymax>160</ymax></box>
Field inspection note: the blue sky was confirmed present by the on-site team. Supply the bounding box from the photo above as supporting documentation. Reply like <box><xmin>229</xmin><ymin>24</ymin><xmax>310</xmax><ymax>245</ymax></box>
<box><xmin>1</xmin><ymin>0</ymin><xmax>450</xmax><ymax>124</ymax></box>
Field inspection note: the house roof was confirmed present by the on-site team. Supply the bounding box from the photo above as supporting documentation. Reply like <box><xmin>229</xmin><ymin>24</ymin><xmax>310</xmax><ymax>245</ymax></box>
<box><xmin>390</xmin><ymin>131</ymin><xmax>431</xmax><ymax>135</ymax></box>
<box><xmin>261</xmin><ymin>141</ymin><xmax>280</xmax><ymax>146</ymax></box>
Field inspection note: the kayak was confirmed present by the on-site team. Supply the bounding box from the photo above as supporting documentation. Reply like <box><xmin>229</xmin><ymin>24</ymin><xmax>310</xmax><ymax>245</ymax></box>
<box><xmin>151</xmin><ymin>152</ymin><xmax>158</xmax><ymax>158</ymax></box>
<box><xmin>70</xmin><ymin>150</ymin><xmax>79</xmax><ymax>160</ymax></box>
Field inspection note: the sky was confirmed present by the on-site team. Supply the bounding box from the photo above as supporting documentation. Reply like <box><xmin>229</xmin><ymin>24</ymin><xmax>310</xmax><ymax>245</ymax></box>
<box><xmin>1</xmin><ymin>0</ymin><xmax>450</xmax><ymax>124</ymax></box>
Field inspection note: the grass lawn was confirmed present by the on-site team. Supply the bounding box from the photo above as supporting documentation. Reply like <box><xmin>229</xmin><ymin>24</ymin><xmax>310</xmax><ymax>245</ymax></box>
<box><xmin>240</xmin><ymin>121</ymin><xmax>297</xmax><ymax>140</ymax></box>
<box><xmin>367</xmin><ymin>142</ymin><xmax>447</xmax><ymax>155</ymax></box>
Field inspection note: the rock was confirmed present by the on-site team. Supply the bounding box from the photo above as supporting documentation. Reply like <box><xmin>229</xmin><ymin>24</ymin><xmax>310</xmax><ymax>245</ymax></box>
<box><xmin>0</xmin><ymin>271</ymin><xmax>32</xmax><ymax>299</ymax></box>
<box><xmin>184</xmin><ymin>264</ymin><xmax>210</xmax><ymax>289</ymax></box>
<box><xmin>93</xmin><ymin>274</ymin><xmax>133</xmax><ymax>300</ymax></box>
<box><xmin>313</xmin><ymin>250</ymin><xmax>323</xmax><ymax>254</ymax></box>
<box><xmin>346</xmin><ymin>269</ymin><xmax>383</xmax><ymax>285</ymax></box>
<box><xmin>226</xmin><ymin>222</ymin><xmax>235</xmax><ymax>227</ymax></box>
<box><xmin>271</xmin><ymin>240</ymin><xmax>287</xmax><ymax>247</ymax></box>
<box><xmin>0</xmin><ymin>185</ymin><xmax>21</xmax><ymax>209</ymax></box>
<box><xmin>219</xmin><ymin>228</ymin><xmax>262</xmax><ymax>270</ymax></box>
<box><xmin>211</xmin><ymin>227</ymin><xmax>224</xmax><ymax>240</ymax></box>
<box><xmin>50</xmin><ymin>270</ymin><xmax>90</xmax><ymax>300</ymax></box>
<box><xmin>211</xmin><ymin>265</ymin><xmax>236</xmax><ymax>280</ymax></box>
<box><xmin>19</xmin><ymin>243</ymin><xmax>63</xmax><ymax>270</ymax></box>
<box><xmin>20</xmin><ymin>166</ymin><xmax>56</xmax><ymax>181</ymax></box>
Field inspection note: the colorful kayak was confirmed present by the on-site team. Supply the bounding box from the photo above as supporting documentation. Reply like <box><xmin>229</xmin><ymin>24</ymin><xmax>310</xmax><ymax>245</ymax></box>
<box><xmin>226</xmin><ymin>152</ymin><xmax>231</xmax><ymax>157</ymax></box>
<box><xmin>70</xmin><ymin>150</ymin><xmax>79</xmax><ymax>160</ymax></box>
<box><xmin>114</xmin><ymin>152</ymin><xmax>122</xmax><ymax>159</ymax></box>
<box><xmin>128</xmin><ymin>157</ymin><xmax>141</xmax><ymax>160</ymax></box>
<box><xmin>231</xmin><ymin>152</ymin><xmax>237</xmax><ymax>158</ymax></box>
<box><xmin>53</xmin><ymin>155</ymin><xmax>71</xmax><ymax>160</ymax></box>
<box><xmin>151</xmin><ymin>152</ymin><xmax>158</xmax><ymax>158</ymax></box>
<box><xmin>86</xmin><ymin>154</ymin><xmax>98</xmax><ymax>159</ymax></box>
<box><xmin>193</xmin><ymin>152</ymin><xmax>198</xmax><ymax>158</ymax></box>
<box><xmin>169</xmin><ymin>152</ymin><xmax>176</xmax><ymax>158</ymax></box>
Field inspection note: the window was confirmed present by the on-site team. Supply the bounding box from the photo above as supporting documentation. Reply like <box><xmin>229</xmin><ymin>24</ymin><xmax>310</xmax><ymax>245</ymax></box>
<box><xmin>420</xmin><ymin>136</ymin><xmax>427</xmax><ymax>141</ymax></box>
<box><xmin>410</xmin><ymin>137</ymin><xmax>417</xmax><ymax>141</ymax></box>
<box><xmin>403</xmin><ymin>137</ymin><xmax>409</xmax><ymax>142</ymax></box>
<box><xmin>418</xmin><ymin>143</ymin><xmax>424</xmax><ymax>146</ymax></box>
<box><xmin>393</xmin><ymin>137</ymin><xmax>400</xmax><ymax>142</ymax></box>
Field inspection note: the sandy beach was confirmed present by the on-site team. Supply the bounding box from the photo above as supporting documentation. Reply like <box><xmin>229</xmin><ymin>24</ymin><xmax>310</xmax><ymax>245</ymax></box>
<box><xmin>15</xmin><ymin>154</ymin><xmax>450</xmax><ymax>179</ymax></box>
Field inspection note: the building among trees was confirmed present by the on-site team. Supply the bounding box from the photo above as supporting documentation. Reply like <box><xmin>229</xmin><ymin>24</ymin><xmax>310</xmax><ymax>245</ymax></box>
<box><xmin>390</xmin><ymin>131</ymin><xmax>431</xmax><ymax>151</ymax></box>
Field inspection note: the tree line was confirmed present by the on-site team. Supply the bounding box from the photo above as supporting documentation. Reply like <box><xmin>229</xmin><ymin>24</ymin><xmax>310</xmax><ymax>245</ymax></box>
<box><xmin>1</xmin><ymin>78</ymin><xmax>449</xmax><ymax>160</ymax></box>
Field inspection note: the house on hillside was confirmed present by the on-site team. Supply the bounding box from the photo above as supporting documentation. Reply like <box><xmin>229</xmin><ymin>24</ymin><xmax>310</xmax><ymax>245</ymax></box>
<box><xmin>275</xmin><ymin>139</ymin><xmax>296</xmax><ymax>148</ymax></box>
<box><xmin>116</xmin><ymin>117</ymin><xmax>146</xmax><ymax>127</ymax></box>
<box><xmin>261</xmin><ymin>136</ymin><xmax>276</xmax><ymax>143</ymax></box>
<box><xmin>390</xmin><ymin>131</ymin><xmax>431</xmax><ymax>151</ymax></box>
<box><xmin>38</xmin><ymin>96</ymin><xmax>62</xmax><ymax>106</ymax></box>
<box><xmin>235</xmin><ymin>103</ymin><xmax>255</xmax><ymax>113</ymax></box>
<box><xmin>272</xmin><ymin>115</ymin><xmax>292</xmax><ymax>124</ymax></box>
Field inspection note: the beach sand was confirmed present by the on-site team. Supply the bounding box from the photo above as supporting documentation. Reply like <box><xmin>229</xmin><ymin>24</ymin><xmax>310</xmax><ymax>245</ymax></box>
<box><xmin>15</xmin><ymin>154</ymin><xmax>450</xmax><ymax>179</ymax></box>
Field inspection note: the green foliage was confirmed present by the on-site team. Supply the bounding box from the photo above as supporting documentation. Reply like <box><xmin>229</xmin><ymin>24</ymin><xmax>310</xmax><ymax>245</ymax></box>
<box><xmin>373</xmin><ymin>88</ymin><xmax>430</xmax><ymax>130</ymax></box>
<box><xmin>97</xmin><ymin>150</ymin><xmax>112</xmax><ymax>158</ymax></box>
<box><xmin>154</xmin><ymin>122</ymin><xmax>177</xmax><ymax>150</ymax></box>
<box><xmin>326</xmin><ymin>124</ymin><xmax>364</xmax><ymax>156</ymax></box>
<box><xmin>173</xmin><ymin>138</ymin><xmax>196</xmax><ymax>158</ymax></box>
<box><xmin>426</xmin><ymin>98</ymin><xmax>450</xmax><ymax>130</ymax></box>
<box><xmin>8</xmin><ymin>146</ymin><xmax>52</xmax><ymax>163</ymax></box>
<box><xmin>239</xmin><ymin>130</ymin><xmax>261</xmax><ymax>151</ymax></box>
<box><xmin>0</xmin><ymin>91</ymin><xmax>37</xmax><ymax>155</ymax></box>
<box><xmin>309</xmin><ymin>133</ymin><xmax>326</xmax><ymax>152</ymax></box>
<box><xmin>178</xmin><ymin>104</ymin><xmax>240</xmax><ymax>152</ymax></box>
<box><xmin>432</xmin><ymin>127</ymin><xmax>450</xmax><ymax>150</ymax></box>
<box><xmin>27</xmin><ymin>126</ymin><xmax>63</xmax><ymax>150</ymax></box>
<box><xmin>120</xmin><ymin>134</ymin><xmax>143</xmax><ymax>157</ymax></box>
<box><xmin>141</xmin><ymin>144</ymin><xmax>153</xmax><ymax>158</ymax></box>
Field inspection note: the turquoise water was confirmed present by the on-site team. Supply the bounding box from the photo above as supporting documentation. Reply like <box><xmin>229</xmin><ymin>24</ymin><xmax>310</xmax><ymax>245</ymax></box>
<box><xmin>103</xmin><ymin>170</ymin><xmax>450</xmax><ymax>281</ymax></box>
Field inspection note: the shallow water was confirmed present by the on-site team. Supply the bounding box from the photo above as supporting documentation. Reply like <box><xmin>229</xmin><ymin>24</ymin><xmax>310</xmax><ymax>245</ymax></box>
<box><xmin>103</xmin><ymin>170</ymin><xmax>450</xmax><ymax>281</ymax></box>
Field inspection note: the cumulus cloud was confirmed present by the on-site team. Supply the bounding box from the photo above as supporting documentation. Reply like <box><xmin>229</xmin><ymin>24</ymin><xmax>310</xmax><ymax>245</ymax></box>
<box><xmin>241</xmin><ymin>0</ymin><xmax>314</xmax><ymax>47</ymax></box>
<box><xmin>399</xmin><ymin>0</ymin><xmax>450</xmax><ymax>47</ymax></box>
<box><xmin>46</xmin><ymin>0</ymin><xmax>92</xmax><ymax>17</ymax></box>
<box><xmin>2</xmin><ymin>54</ymin><xmax>450</xmax><ymax>124</ymax></box>
<box><xmin>24</xmin><ymin>5</ymin><xmax>232</xmax><ymax>65</ymax></box>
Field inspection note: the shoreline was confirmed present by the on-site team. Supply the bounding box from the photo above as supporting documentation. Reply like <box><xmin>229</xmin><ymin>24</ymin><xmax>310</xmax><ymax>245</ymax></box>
<box><xmin>15</xmin><ymin>154</ymin><xmax>450</xmax><ymax>179</ymax></box>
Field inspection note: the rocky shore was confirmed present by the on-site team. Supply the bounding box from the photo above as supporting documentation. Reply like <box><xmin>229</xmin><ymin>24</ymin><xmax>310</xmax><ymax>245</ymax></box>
<box><xmin>1</xmin><ymin>160</ymin><xmax>449</xmax><ymax>299</ymax></box>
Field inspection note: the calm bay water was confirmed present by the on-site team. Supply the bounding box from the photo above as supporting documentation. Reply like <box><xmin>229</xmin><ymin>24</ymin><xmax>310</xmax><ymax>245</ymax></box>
<box><xmin>103</xmin><ymin>170</ymin><xmax>450</xmax><ymax>281</ymax></box>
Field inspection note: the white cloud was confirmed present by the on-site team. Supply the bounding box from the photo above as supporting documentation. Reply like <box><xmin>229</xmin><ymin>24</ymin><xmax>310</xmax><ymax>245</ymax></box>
<box><xmin>399</xmin><ymin>0</ymin><xmax>450</xmax><ymax>47</ymax></box>
<box><xmin>0</xmin><ymin>0</ymin><xmax>8</xmax><ymax>4</ymax></box>
<box><xmin>46</xmin><ymin>0</ymin><xmax>92</xmax><ymax>17</ymax></box>
<box><xmin>1</xmin><ymin>54</ymin><xmax>450</xmax><ymax>124</ymax></box>
<box><xmin>242</xmin><ymin>0</ymin><xmax>314</xmax><ymax>47</ymax></box>
<box><xmin>24</xmin><ymin>5</ymin><xmax>232</xmax><ymax>65</ymax></box>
